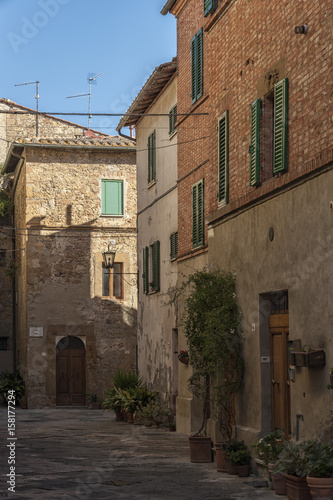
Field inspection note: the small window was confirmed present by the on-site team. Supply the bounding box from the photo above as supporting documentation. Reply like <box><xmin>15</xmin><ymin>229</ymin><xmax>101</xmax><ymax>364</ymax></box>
<box><xmin>204</xmin><ymin>0</ymin><xmax>216</xmax><ymax>17</ymax></box>
<box><xmin>192</xmin><ymin>180</ymin><xmax>204</xmax><ymax>248</ymax></box>
<box><xmin>148</xmin><ymin>130</ymin><xmax>156</xmax><ymax>183</ymax></box>
<box><xmin>0</xmin><ymin>337</ymin><xmax>8</xmax><ymax>350</ymax></box>
<box><xmin>251</xmin><ymin>78</ymin><xmax>288</xmax><ymax>185</ymax></box>
<box><xmin>170</xmin><ymin>232</ymin><xmax>178</xmax><ymax>260</ymax></box>
<box><xmin>169</xmin><ymin>104</ymin><xmax>177</xmax><ymax>135</ymax></box>
<box><xmin>102</xmin><ymin>262</ymin><xmax>123</xmax><ymax>299</ymax></box>
<box><xmin>101</xmin><ymin>180</ymin><xmax>123</xmax><ymax>215</ymax></box>
<box><xmin>191</xmin><ymin>29</ymin><xmax>203</xmax><ymax>104</ymax></box>
<box><xmin>0</xmin><ymin>250</ymin><xmax>6</xmax><ymax>267</ymax></box>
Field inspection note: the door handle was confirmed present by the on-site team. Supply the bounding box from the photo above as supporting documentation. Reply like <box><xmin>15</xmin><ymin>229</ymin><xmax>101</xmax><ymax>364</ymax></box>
<box><xmin>272</xmin><ymin>379</ymin><xmax>280</xmax><ymax>386</ymax></box>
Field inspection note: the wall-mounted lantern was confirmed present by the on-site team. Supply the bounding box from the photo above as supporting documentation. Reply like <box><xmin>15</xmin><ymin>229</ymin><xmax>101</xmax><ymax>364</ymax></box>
<box><xmin>102</xmin><ymin>241</ymin><xmax>116</xmax><ymax>269</ymax></box>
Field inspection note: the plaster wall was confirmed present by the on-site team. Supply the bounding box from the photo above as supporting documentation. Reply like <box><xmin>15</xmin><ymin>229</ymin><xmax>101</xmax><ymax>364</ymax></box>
<box><xmin>136</xmin><ymin>77</ymin><xmax>178</xmax><ymax>401</ymax></box>
<box><xmin>208</xmin><ymin>167</ymin><xmax>333</xmax><ymax>443</ymax></box>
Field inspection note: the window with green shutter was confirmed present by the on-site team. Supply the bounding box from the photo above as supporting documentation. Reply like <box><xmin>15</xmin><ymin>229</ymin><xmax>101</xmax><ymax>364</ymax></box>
<box><xmin>192</xmin><ymin>179</ymin><xmax>204</xmax><ymax>248</ymax></box>
<box><xmin>152</xmin><ymin>240</ymin><xmax>160</xmax><ymax>292</ymax></box>
<box><xmin>274</xmin><ymin>78</ymin><xmax>288</xmax><ymax>174</ymax></box>
<box><xmin>250</xmin><ymin>99</ymin><xmax>261</xmax><ymax>186</ymax></box>
<box><xmin>101</xmin><ymin>180</ymin><xmax>123</xmax><ymax>215</ymax></box>
<box><xmin>191</xmin><ymin>28</ymin><xmax>203</xmax><ymax>104</ymax></box>
<box><xmin>204</xmin><ymin>0</ymin><xmax>216</xmax><ymax>16</ymax></box>
<box><xmin>170</xmin><ymin>232</ymin><xmax>178</xmax><ymax>260</ymax></box>
<box><xmin>142</xmin><ymin>246</ymin><xmax>149</xmax><ymax>294</ymax></box>
<box><xmin>218</xmin><ymin>111</ymin><xmax>229</xmax><ymax>204</ymax></box>
<box><xmin>148</xmin><ymin>130</ymin><xmax>156</xmax><ymax>183</ymax></box>
<box><xmin>169</xmin><ymin>104</ymin><xmax>177</xmax><ymax>135</ymax></box>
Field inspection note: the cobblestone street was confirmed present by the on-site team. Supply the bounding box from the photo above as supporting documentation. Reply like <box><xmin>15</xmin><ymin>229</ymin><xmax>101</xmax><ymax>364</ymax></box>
<box><xmin>0</xmin><ymin>408</ymin><xmax>284</xmax><ymax>499</ymax></box>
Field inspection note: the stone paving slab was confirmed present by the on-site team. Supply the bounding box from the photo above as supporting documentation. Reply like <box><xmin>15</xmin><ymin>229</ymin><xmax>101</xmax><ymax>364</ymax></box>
<box><xmin>0</xmin><ymin>408</ymin><xmax>285</xmax><ymax>499</ymax></box>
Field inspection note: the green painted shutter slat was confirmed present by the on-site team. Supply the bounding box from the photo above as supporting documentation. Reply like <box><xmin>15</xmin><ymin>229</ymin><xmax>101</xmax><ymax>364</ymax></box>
<box><xmin>196</xmin><ymin>29</ymin><xmax>203</xmax><ymax>100</ymax></box>
<box><xmin>170</xmin><ymin>231</ymin><xmax>178</xmax><ymax>259</ymax></box>
<box><xmin>153</xmin><ymin>240</ymin><xmax>160</xmax><ymax>292</ymax></box>
<box><xmin>218</xmin><ymin>111</ymin><xmax>229</xmax><ymax>204</ymax></box>
<box><xmin>250</xmin><ymin>99</ymin><xmax>261</xmax><ymax>186</ymax></box>
<box><xmin>192</xmin><ymin>180</ymin><xmax>204</xmax><ymax>248</ymax></box>
<box><xmin>192</xmin><ymin>184</ymin><xmax>198</xmax><ymax>247</ymax></box>
<box><xmin>169</xmin><ymin>104</ymin><xmax>177</xmax><ymax>135</ymax></box>
<box><xmin>148</xmin><ymin>130</ymin><xmax>156</xmax><ymax>182</ymax></box>
<box><xmin>101</xmin><ymin>180</ymin><xmax>123</xmax><ymax>215</ymax></box>
<box><xmin>274</xmin><ymin>78</ymin><xmax>288</xmax><ymax>174</ymax></box>
<box><xmin>204</xmin><ymin>0</ymin><xmax>213</xmax><ymax>16</ymax></box>
<box><xmin>143</xmin><ymin>247</ymin><xmax>149</xmax><ymax>294</ymax></box>
<box><xmin>191</xmin><ymin>36</ymin><xmax>196</xmax><ymax>103</ymax></box>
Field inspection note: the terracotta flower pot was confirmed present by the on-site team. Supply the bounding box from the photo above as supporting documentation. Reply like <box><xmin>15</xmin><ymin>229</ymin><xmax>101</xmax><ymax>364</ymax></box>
<box><xmin>285</xmin><ymin>474</ymin><xmax>312</xmax><ymax>500</ymax></box>
<box><xmin>237</xmin><ymin>464</ymin><xmax>250</xmax><ymax>477</ymax></box>
<box><xmin>306</xmin><ymin>476</ymin><xmax>333</xmax><ymax>500</ymax></box>
<box><xmin>225</xmin><ymin>458</ymin><xmax>238</xmax><ymax>475</ymax></box>
<box><xmin>215</xmin><ymin>443</ymin><xmax>227</xmax><ymax>472</ymax></box>
<box><xmin>188</xmin><ymin>436</ymin><xmax>212</xmax><ymax>463</ymax></box>
<box><xmin>272</xmin><ymin>473</ymin><xmax>287</xmax><ymax>496</ymax></box>
<box><xmin>115</xmin><ymin>412</ymin><xmax>124</xmax><ymax>421</ymax></box>
<box><xmin>179</xmin><ymin>356</ymin><xmax>189</xmax><ymax>365</ymax></box>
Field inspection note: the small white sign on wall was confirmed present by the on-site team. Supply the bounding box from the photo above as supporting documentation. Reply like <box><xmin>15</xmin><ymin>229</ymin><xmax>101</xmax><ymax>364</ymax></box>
<box><xmin>29</xmin><ymin>326</ymin><xmax>43</xmax><ymax>337</ymax></box>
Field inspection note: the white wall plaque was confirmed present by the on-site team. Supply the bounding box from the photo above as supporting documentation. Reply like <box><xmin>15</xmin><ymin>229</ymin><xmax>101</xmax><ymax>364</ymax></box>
<box><xmin>29</xmin><ymin>327</ymin><xmax>43</xmax><ymax>337</ymax></box>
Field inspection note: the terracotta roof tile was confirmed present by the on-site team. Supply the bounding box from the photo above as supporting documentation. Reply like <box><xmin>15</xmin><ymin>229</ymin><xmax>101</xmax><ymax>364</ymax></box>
<box><xmin>15</xmin><ymin>136</ymin><xmax>135</xmax><ymax>148</ymax></box>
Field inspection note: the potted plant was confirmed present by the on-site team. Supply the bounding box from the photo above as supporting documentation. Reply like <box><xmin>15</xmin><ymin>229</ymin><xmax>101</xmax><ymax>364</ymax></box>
<box><xmin>275</xmin><ymin>441</ymin><xmax>312</xmax><ymax>500</ymax></box>
<box><xmin>305</xmin><ymin>440</ymin><xmax>333</xmax><ymax>499</ymax></box>
<box><xmin>87</xmin><ymin>393</ymin><xmax>100</xmax><ymax>409</ymax></box>
<box><xmin>103</xmin><ymin>369</ymin><xmax>145</xmax><ymax>421</ymax></box>
<box><xmin>178</xmin><ymin>350</ymin><xmax>189</xmax><ymax>365</ymax></box>
<box><xmin>138</xmin><ymin>399</ymin><xmax>173</xmax><ymax>427</ymax></box>
<box><xmin>253</xmin><ymin>429</ymin><xmax>286</xmax><ymax>494</ymax></box>
<box><xmin>223</xmin><ymin>440</ymin><xmax>247</xmax><ymax>475</ymax></box>
<box><xmin>228</xmin><ymin>447</ymin><xmax>252</xmax><ymax>477</ymax></box>
<box><xmin>173</xmin><ymin>268</ymin><xmax>244</xmax><ymax>464</ymax></box>
<box><xmin>0</xmin><ymin>370</ymin><xmax>25</xmax><ymax>405</ymax></box>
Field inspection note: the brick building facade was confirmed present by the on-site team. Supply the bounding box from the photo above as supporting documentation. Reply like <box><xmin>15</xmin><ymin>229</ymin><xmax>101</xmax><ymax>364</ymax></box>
<box><xmin>163</xmin><ymin>0</ymin><xmax>333</xmax><ymax>442</ymax></box>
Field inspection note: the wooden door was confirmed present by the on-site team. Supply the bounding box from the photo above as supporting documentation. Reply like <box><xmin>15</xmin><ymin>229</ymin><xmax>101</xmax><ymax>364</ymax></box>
<box><xmin>56</xmin><ymin>336</ymin><xmax>86</xmax><ymax>406</ymax></box>
<box><xmin>269</xmin><ymin>314</ymin><xmax>290</xmax><ymax>437</ymax></box>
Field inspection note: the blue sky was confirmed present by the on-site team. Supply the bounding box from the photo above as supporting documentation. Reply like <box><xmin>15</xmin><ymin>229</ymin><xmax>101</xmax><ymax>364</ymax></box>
<box><xmin>0</xmin><ymin>0</ymin><xmax>176</xmax><ymax>135</ymax></box>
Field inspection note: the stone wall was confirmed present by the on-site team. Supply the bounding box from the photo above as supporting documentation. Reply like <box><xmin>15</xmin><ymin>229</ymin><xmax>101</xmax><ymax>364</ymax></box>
<box><xmin>14</xmin><ymin>145</ymin><xmax>137</xmax><ymax>407</ymax></box>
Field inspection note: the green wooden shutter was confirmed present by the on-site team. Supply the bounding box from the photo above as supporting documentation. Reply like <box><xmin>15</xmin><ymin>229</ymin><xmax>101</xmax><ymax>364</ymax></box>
<box><xmin>250</xmin><ymin>99</ymin><xmax>261</xmax><ymax>186</ymax></box>
<box><xmin>192</xmin><ymin>180</ymin><xmax>204</xmax><ymax>248</ymax></box>
<box><xmin>191</xmin><ymin>29</ymin><xmax>203</xmax><ymax>103</ymax></box>
<box><xmin>101</xmin><ymin>180</ymin><xmax>123</xmax><ymax>215</ymax></box>
<box><xmin>169</xmin><ymin>104</ymin><xmax>177</xmax><ymax>135</ymax></box>
<box><xmin>196</xmin><ymin>29</ymin><xmax>203</xmax><ymax>101</ymax></box>
<box><xmin>191</xmin><ymin>36</ymin><xmax>196</xmax><ymax>103</ymax></box>
<box><xmin>152</xmin><ymin>240</ymin><xmax>160</xmax><ymax>292</ymax></box>
<box><xmin>170</xmin><ymin>232</ymin><xmax>178</xmax><ymax>259</ymax></box>
<box><xmin>204</xmin><ymin>0</ymin><xmax>213</xmax><ymax>16</ymax></box>
<box><xmin>218</xmin><ymin>111</ymin><xmax>229</xmax><ymax>203</ymax></box>
<box><xmin>143</xmin><ymin>247</ymin><xmax>149</xmax><ymax>294</ymax></box>
<box><xmin>274</xmin><ymin>78</ymin><xmax>288</xmax><ymax>174</ymax></box>
<box><xmin>148</xmin><ymin>130</ymin><xmax>156</xmax><ymax>182</ymax></box>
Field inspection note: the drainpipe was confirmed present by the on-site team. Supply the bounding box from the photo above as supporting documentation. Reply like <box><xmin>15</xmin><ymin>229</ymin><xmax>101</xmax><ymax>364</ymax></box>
<box><xmin>296</xmin><ymin>413</ymin><xmax>304</xmax><ymax>441</ymax></box>
<box><xmin>117</xmin><ymin>127</ymin><xmax>136</xmax><ymax>143</ymax></box>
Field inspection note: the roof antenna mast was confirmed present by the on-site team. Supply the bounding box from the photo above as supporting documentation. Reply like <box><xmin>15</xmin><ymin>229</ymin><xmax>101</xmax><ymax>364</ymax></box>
<box><xmin>67</xmin><ymin>72</ymin><xmax>102</xmax><ymax>129</ymax></box>
<box><xmin>14</xmin><ymin>80</ymin><xmax>40</xmax><ymax>136</ymax></box>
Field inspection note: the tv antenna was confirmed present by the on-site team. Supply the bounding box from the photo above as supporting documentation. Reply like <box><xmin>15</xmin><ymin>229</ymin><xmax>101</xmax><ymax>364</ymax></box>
<box><xmin>15</xmin><ymin>80</ymin><xmax>40</xmax><ymax>136</ymax></box>
<box><xmin>67</xmin><ymin>72</ymin><xmax>102</xmax><ymax>129</ymax></box>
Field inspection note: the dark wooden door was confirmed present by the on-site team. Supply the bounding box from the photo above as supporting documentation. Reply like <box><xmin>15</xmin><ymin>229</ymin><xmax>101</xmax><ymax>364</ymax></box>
<box><xmin>269</xmin><ymin>314</ymin><xmax>290</xmax><ymax>437</ymax></box>
<box><xmin>56</xmin><ymin>336</ymin><xmax>86</xmax><ymax>406</ymax></box>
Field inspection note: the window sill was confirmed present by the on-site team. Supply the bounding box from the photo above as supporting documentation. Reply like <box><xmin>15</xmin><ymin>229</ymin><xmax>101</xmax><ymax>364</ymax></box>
<box><xmin>169</xmin><ymin>130</ymin><xmax>177</xmax><ymax>140</ymax></box>
<box><xmin>100</xmin><ymin>214</ymin><xmax>124</xmax><ymax>218</ymax></box>
<box><xmin>148</xmin><ymin>180</ymin><xmax>156</xmax><ymax>189</ymax></box>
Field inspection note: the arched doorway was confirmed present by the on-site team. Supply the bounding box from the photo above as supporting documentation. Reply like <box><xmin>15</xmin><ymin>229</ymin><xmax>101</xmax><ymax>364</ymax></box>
<box><xmin>56</xmin><ymin>336</ymin><xmax>86</xmax><ymax>406</ymax></box>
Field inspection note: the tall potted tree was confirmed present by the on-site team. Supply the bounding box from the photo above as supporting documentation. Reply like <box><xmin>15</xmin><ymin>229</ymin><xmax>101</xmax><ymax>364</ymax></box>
<box><xmin>175</xmin><ymin>268</ymin><xmax>244</xmax><ymax>463</ymax></box>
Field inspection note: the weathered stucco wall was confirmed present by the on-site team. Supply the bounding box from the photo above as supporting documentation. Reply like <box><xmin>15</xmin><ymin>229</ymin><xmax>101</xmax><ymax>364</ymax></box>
<box><xmin>208</xmin><ymin>167</ymin><xmax>333</xmax><ymax>443</ymax></box>
<box><xmin>0</xmin><ymin>215</ymin><xmax>14</xmax><ymax>373</ymax></box>
<box><xmin>14</xmin><ymin>145</ymin><xmax>137</xmax><ymax>407</ymax></box>
<box><xmin>136</xmin><ymin>76</ymin><xmax>178</xmax><ymax>402</ymax></box>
